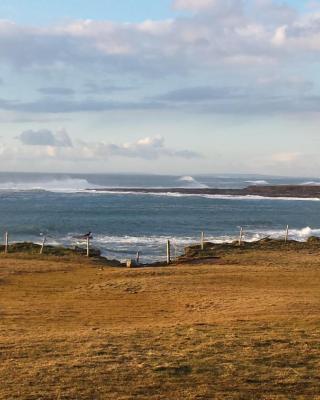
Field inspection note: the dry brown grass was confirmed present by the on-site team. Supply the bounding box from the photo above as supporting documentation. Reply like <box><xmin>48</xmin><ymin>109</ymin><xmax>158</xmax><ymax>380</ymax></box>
<box><xmin>0</xmin><ymin>249</ymin><xmax>320</xmax><ymax>399</ymax></box>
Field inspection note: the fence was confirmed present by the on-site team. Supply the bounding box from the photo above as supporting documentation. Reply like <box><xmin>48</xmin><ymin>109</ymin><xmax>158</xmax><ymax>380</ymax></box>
<box><xmin>1</xmin><ymin>225</ymin><xmax>294</xmax><ymax>265</ymax></box>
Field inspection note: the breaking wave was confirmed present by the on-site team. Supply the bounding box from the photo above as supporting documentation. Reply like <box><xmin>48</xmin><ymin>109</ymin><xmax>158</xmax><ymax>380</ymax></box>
<box><xmin>300</xmin><ymin>181</ymin><xmax>320</xmax><ymax>186</ymax></box>
<box><xmin>6</xmin><ymin>224</ymin><xmax>320</xmax><ymax>263</ymax></box>
<box><xmin>86</xmin><ymin>190</ymin><xmax>320</xmax><ymax>202</ymax></box>
<box><xmin>245</xmin><ymin>180</ymin><xmax>269</xmax><ymax>185</ymax></box>
<box><xmin>0</xmin><ymin>177</ymin><xmax>319</xmax><ymax>202</ymax></box>
<box><xmin>239</xmin><ymin>226</ymin><xmax>320</xmax><ymax>243</ymax></box>
<box><xmin>0</xmin><ymin>178</ymin><xmax>100</xmax><ymax>193</ymax></box>
<box><xmin>46</xmin><ymin>226</ymin><xmax>320</xmax><ymax>262</ymax></box>
<box><xmin>178</xmin><ymin>176</ymin><xmax>208</xmax><ymax>188</ymax></box>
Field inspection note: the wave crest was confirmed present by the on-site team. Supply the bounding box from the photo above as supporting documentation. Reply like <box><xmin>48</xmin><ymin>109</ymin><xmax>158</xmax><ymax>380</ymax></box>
<box><xmin>178</xmin><ymin>176</ymin><xmax>208</xmax><ymax>188</ymax></box>
<box><xmin>301</xmin><ymin>181</ymin><xmax>320</xmax><ymax>186</ymax></box>
<box><xmin>0</xmin><ymin>178</ymin><xmax>98</xmax><ymax>193</ymax></box>
<box><xmin>246</xmin><ymin>180</ymin><xmax>269</xmax><ymax>185</ymax></box>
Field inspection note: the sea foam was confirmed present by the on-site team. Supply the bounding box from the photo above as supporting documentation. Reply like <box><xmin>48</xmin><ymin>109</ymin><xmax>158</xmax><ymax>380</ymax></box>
<box><xmin>245</xmin><ymin>180</ymin><xmax>269</xmax><ymax>185</ymax></box>
<box><xmin>0</xmin><ymin>178</ymin><xmax>99</xmax><ymax>193</ymax></box>
<box><xmin>178</xmin><ymin>176</ymin><xmax>208</xmax><ymax>188</ymax></box>
<box><xmin>57</xmin><ymin>226</ymin><xmax>320</xmax><ymax>262</ymax></box>
<box><xmin>86</xmin><ymin>190</ymin><xmax>320</xmax><ymax>202</ymax></box>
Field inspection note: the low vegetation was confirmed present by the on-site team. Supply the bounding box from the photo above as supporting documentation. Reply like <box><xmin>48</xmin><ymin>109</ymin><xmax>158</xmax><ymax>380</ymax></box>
<box><xmin>0</xmin><ymin>243</ymin><xmax>320</xmax><ymax>399</ymax></box>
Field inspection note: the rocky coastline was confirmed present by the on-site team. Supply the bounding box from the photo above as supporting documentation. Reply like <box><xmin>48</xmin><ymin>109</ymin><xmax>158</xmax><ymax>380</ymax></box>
<box><xmin>92</xmin><ymin>185</ymin><xmax>320</xmax><ymax>198</ymax></box>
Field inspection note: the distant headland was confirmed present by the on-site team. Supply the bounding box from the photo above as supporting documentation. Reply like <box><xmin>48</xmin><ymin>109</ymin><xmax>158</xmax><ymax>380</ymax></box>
<box><xmin>91</xmin><ymin>185</ymin><xmax>320</xmax><ymax>198</ymax></box>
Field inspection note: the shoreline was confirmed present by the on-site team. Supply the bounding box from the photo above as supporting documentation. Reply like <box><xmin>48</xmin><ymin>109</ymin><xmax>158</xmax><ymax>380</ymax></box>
<box><xmin>3</xmin><ymin>236</ymin><xmax>320</xmax><ymax>267</ymax></box>
<box><xmin>90</xmin><ymin>185</ymin><xmax>320</xmax><ymax>198</ymax></box>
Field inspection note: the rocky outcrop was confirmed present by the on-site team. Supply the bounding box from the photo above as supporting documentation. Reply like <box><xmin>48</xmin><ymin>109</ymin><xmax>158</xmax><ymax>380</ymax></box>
<box><xmin>92</xmin><ymin>185</ymin><xmax>320</xmax><ymax>198</ymax></box>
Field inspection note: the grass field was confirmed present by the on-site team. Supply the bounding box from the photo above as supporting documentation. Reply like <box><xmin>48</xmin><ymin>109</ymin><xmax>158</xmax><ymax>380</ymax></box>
<box><xmin>0</xmin><ymin>246</ymin><xmax>320</xmax><ymax>399</ymax></box>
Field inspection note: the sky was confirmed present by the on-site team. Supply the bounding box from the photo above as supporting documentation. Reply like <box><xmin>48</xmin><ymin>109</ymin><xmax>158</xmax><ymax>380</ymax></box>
<box><xmin>0</xmin><ymin>0</ymin><xmax>320</xmax><ymax>175</ymax></box>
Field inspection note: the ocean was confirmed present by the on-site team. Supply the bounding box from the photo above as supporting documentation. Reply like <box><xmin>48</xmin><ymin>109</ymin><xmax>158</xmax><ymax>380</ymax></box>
<box><xmin>0</xmin><ymin>172</ymin><xmax>320</xmax><ymax>263</ymax></box>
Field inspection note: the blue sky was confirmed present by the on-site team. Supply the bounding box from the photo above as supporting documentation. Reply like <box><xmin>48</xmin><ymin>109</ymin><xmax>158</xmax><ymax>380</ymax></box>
<box><xmin>0</xmin><ymin>0</ymin><xmax>175</xmax><ymax>23</ymax></box>
<box><xmin>0</xmin><ymin>0</ymin><xmax>320</xmax><ymax>175</ymax></box>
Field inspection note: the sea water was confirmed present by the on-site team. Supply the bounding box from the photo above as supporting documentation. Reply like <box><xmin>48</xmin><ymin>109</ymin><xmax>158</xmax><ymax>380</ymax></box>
<box><xmin>0</xmin><ymin>172</ymin><xmax>320</xmax><ymax>262</ymax></box>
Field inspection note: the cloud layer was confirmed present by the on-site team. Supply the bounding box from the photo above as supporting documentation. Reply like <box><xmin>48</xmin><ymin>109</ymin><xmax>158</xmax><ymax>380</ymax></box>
<box><xmin>0</xmin><ymin>0</ymin><xmax>318</xmax><ymax>116</ymax></box>
<box><xmin>0</xmin><ymin>1</ymin><xmax>318</xmax><ymax>74</ymax></box>
<box><xmin>9</xmin><ymin>132</ymin><xmax>201</xmax><ymax>161</ymax></box>
<box><xmin>84</xmin><ymin>136</ymin><xmax>200</xmax><ymax>159</ymax></box>
<box><xmin>0</xmin><ymin>0</ymin><xmax>320</xmax><ymax>174</ymax></box>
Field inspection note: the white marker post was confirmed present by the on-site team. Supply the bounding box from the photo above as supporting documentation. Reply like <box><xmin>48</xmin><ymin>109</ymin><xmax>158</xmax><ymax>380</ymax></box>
<box><xmin>136</xmin><ymin>251</ymin><xmax>140</xmax><ymax>265</ymax></box>
<box><xmin>201</xmin><ymin>231</ymin><xmax>205</xmax><ymax>251</ymax></box>
<box><xmin>166</xmin><ymin>240</ymin><xmax>171</xmax><ymax>265</ymax></box>
<box><xmin>239</xmin><ymin>227</ymin><xmax>244</xmax><ymax>246</ymax></box>
<box><xmin>285</xmin><ymin>225</ymin><xmax>289</xmax><ymax>243</ymax></box>
<box><xmin>4</xmin><ymin>232</ymin><xmax>8</xmax><ymax>254</ymax></box>
<box><xmin>40</xmin><ymin>236</ymin><xmax>46</xmax><ymax>255</ymax></box>
<box><xmin>86</xmin><ymin>236</ymin><xmax>90</xmax><ymax>257</ymax></box>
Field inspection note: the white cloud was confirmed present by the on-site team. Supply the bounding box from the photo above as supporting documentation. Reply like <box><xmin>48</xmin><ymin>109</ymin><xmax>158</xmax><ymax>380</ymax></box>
<box><xmin>0</xmin><ymin>1</ymin><xmax>319</xmax><ymax>118</ymax></box>
<box><xmin>0</xmin><ymin>0</ymin><xmax>314</xmax><ymax>76</ymax></box>
<box><xmin>307</xmin><ymin>1</ymin><xmax>320</xmax><ymax>10</ymax></box>
<box><xmin>271</xmin><ymin>152</ymin><xmax>301</xmax><ymax>163</ymax></box>
<box><xmin>272</xmin><ymin>25</ymin><xmax>287</xmax><ymax>46</ymax></box>
<box><xmin>137</xmin><ymin>19</ymin><xmax>174</xmax><ymax>34</ymax></box>
<box><xmin>4</xmin><ymin>135</ymin><xmax>201</xmax><ymax>162</ymax></box>
<box><xmin>173</xmin><ymin>0</ymin><xmax>219</xmax><ymax>12</ymax></box>
<box><xmin>78</xmin><ymin>136</ymin><xmax>201</xmax><ymax>160</ymax></box>
<box><xmin>254</xmin><ymin>0</ymin><xmax>297</xmax><ymax>23</ymax></box>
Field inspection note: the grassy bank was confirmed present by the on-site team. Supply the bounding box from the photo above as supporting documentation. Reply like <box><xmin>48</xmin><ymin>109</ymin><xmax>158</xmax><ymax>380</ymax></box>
<box><xmin>0</xmin><ymin>246</ymin><xmax>320</xmax><ymax>399</ymax></box>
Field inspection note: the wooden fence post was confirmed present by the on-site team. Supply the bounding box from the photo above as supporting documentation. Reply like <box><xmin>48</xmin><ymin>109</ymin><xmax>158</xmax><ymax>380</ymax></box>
<box><xmin>166</xmin><ymin>240</ymin><xmax>171</xmax><ymax>265</ymax></box>
<box><xmin>285</xmin><ymin>225</ymin><xmax>289</xmax><ymax>243</ymax></box>
<box><xmin>4</xmin><ymin>232</ymin><xmax>8</xmax><ymax>254</ymax></box>
<box><xmin>239</xmin><ymin>227</ymin><xmax>244</xmax><ymax>246</ymax></box>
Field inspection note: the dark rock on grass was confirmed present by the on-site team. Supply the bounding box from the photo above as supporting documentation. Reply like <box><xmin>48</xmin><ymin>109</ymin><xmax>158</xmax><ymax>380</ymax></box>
<box><xmin>0</xmin><ymin>242</ymin><xmax>124</xmax><ymax>267</ymax></box>
<box><xmin>307</xmin><ymin>236</ymin><xmax>320</xmax><ymax>243</ymax></box>
<box><xmin>154</xmin><ymin>364</ymin><xmax>192</xmax><ymax>376</ymax></box>
<box><xmin>179</xmin><ymin>236</ymin><xmax>320</xmax><ymax>262</ymax></box>
<box><xmin>0</xmin><ymin>242</ymin><xmax>100</xmax><ymax>258</ymax></box>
